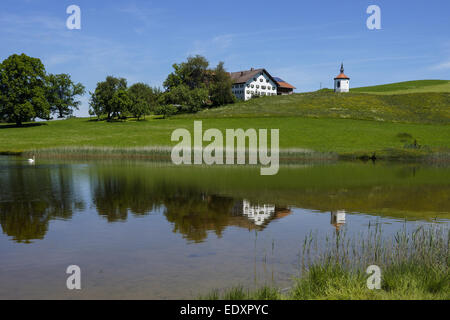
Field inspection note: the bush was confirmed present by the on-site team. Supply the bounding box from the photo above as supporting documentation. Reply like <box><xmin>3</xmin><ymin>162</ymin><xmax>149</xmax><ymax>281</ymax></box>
<box><xmin>155</xmin><ymin>104</ymin><xmax>178</xmax><ymax>118</ymax></box>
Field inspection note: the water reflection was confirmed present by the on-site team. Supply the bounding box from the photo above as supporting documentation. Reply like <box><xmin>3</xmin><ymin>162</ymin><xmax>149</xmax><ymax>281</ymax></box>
<box><xmin>331</xmin><ymin>210</ymin><xmax>346</xmax><ymax>231</ymax></box>
<box><xmin>88</xmin><ymin>165</ymin><xmax>292</xmax><ymax>242</ymax></box>
<box><xmin>0</xmin><ymin>158</ymin><xmax>449</xmax><ymax>244</ymax></box>
<box><xmin>0</xmin><ymin>161</ymin><xmax>83</xmax><ymax>243</ymax></box>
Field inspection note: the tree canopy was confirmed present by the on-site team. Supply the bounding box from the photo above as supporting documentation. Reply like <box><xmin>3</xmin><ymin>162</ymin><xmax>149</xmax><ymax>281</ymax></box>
<box><xmin>161</xmin><ymin>55</ymin><xmax>235</xmax><ymax>113</ymax></box>
<box><xmin>0</xmin><ymin>54</ymin><xmax>50</xmax><ymax>125</ymax></box>
<box><xmin>209</xmin><ymin>61</ymin><xmax>235</xmax><ymax>107</ymax></box>
<box><xmin>0</xmin><ymin>53</ymin><xmax>235</xmax><ymax>126</ymax></box>
<box><xmin>47</xmin><ymin>73</ymin><xmax>85</xmax><ymax>118</ymax></box>
<box><xmin>89</xmin><ymin>76</ymin><xmax>127</xmax><ymax>120</ymax></box>
<box><xmin>128</xmin><ymin>83</ymin><xmax>160</xmax><ymax>120</ymax></box>
<box><xmin>163</xmin><ymin>55</ymin><xmax>210</xmax><ymax>91</ymax></box>
<box><xmin>0</xmin><ymin>53</ymin><xmax>86</xmax><ymax>125</ymax></box>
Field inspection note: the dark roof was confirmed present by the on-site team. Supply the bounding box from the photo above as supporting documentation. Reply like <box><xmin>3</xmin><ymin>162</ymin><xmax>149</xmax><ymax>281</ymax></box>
<box><xmin>229</xmin><ymin>68</ymin><xmax>278</xmax><ymax>86</ymax></box>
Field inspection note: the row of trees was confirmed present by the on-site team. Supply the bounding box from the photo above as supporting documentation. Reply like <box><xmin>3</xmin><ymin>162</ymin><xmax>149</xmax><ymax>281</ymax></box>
<box><xmin>0</xmin><ymin>54</ymin><xmax>85</xmax><ymax>126</ymax></box>
<box><xmin>88</xmin><ymin>55</ymin><xmax>236</xmax><ymax>120</ymax></box>
<box><xmin>0</xmin><ymin>53</ymin><xmax>236</xmax><ymax>125</ymax></box>
<box><xmin>88</xmin><ymin>76</ymin><xmax>161</xmax><ymax>120</ymax></box>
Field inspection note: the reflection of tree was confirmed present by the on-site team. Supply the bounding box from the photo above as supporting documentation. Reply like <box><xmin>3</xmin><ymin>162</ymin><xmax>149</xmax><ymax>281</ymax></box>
<box><xmin>0</xmin><ymin>163</ymin><xmax>81</xmax><ymax>243</ymax></box>
<box><xmin>91</xmin><ymin>173</ymin><xmax>163</xmax><ymax>222</ymax></box>
<box><xmin>90</xmin><ymin>168</ymin><xmax>292</xmax><ymax>242</ymax></box>
<box><xmin>0</xmin><ymin>201</ymin><xmax>50</xmax><ymax>243</ymax></box>
<box><xmin>91</xmin><ymin>170</ymin><xmax>239</xmax><ymax>241</ymax></box>
<box><xmin>164</xmin><ymin>192</ymin><xmax>236</xmax><ymax>243</ymax></box>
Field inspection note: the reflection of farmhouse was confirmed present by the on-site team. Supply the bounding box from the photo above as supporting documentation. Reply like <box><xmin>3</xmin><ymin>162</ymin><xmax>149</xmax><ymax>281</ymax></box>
<box><xmin>229</xmin><ymin>68</ymin><xmax>295</xmax><ymax>101</ymax></box>
<box><xmin>330</xmin><ymin>210</ymin><xmax>346</xmax><ymax>230</ymax></box>
<box><xmin>163</xmin><ymin>193</ymin><xmax>293</xmax><ymax>242</ymax></box>
<box><xmin>242</xmin><ymin>200</ymin><xmax>275</xmax><ymax>226</ymax></box>
<box><xmin>232</xmin><ymin>199</ymin><xmax>292</xmax><ymax>227</ymax></box>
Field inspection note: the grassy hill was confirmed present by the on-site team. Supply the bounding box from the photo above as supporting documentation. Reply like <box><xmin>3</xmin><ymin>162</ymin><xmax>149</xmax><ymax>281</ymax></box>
<box><xmin>351</xmin><ymin>80</ymin><xmax>450</xmax><ymax>94</ymax></box>
<box><xmin>1</xmin><ymin>80</ymin><xmax>449</xmax><ymax>160</ymax></box>
<box><xmin>189</xmin><ymin>89</ymin><xmax>450</xmax><ymax>124</ymax></box>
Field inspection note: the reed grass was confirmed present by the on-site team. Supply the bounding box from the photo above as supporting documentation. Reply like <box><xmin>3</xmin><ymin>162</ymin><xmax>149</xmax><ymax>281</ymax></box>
<box><xmin>24</xmin><ymin>146</ymin><xmax>339</xmax><ymax>163</ymax></box>
<box><xmin>201</xmin><ymin>224</ymin><xmax>449</xmax><ymax>300</ymax></box>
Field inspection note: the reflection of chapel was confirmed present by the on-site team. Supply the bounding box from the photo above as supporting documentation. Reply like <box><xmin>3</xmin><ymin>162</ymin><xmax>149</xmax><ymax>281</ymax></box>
<box><xmin>331</xmin><ymin>210</ymin><xmax>346</xmax><ymax>231</ymax></box>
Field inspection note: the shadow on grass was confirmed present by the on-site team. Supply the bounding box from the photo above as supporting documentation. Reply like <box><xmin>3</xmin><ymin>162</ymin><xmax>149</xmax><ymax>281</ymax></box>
<box><xmin>86</xmin><ymin>117</ymin><xmax>154</xmax><ymax>122</ymax></box>
<box><xmin>0</xmin><ymin>123</ymin><xmax>47</xmax><ymax>129</ymax></box>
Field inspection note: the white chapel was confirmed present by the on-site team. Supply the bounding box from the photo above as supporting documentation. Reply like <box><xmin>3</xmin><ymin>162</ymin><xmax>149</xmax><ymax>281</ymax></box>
<box><xmin>334</xmin><ymin>63</ymin><xmax>350</xmax><ymax>93</ymax></box>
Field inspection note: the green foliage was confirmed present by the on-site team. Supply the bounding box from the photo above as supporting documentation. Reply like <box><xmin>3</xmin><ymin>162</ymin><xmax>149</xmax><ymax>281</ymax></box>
<box><xmin>89</xmin><ymin>76</ymin><xmax>127</xmax><ymax>120</ymax></box>
<box><xmin>128</xmin><ymin>82</ymin><xmax>161</xmax><ymax>119</ymax></box>
<box><xmin>110</xmin><ymin>89</ymin><xmax>131</xmax><ymax>119</ymax></box>
<box><xmin>47</xmin><ymin>73</ymin><xmax>85</xmax><ymax>118</ymax></box>
<box><xmin>163</xmin><ymin>55</ymin><xmax>210</xmax><ymax>90</ymax></box>
<box><xmin>186</xmin><ymin>87</ymin><xmax>210</xmax><ymax>112</ymax></box>
<box><xmin>162</xmin><ymin>56</ymin><xmax>234</xmax><ymax>112</ymax></box>
<box><xmin>129</xmin><ymin>98</ymin><xmax>148</xmax><ymax>120</ymax></box>
<box><xmin>209</xmin><ymin>61</ymin><xmax>235</xmax><ymax>107</ymax></box>
<box><xmin>0</xmin><ymin>53</ymin><xmax>50</xmax><ymax>125</ymax></box>
<box><xmin>154</xmin><ymin>104</ymin><xmax>177</xmax><ymax>118</ymax></box>
<box><xmin>159</xmin><ymin>85</ymin><xmax>209</xmax><ymax>113</ymax></box>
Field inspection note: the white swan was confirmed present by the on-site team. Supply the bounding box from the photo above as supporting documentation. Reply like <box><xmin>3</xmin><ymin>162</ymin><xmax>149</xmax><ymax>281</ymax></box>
<box><xmin>27</xmin><ymin>155</ymin><xmax>35</xmax><ymax>164</ymax></box>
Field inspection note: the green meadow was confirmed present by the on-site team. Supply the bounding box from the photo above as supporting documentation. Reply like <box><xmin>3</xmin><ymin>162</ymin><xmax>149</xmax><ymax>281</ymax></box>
<box><xmin>1</xmin><ymin>80</ymin><xmax>449</xmax><ymax>160</ymax></box>
<box><xmin>1</xmin><ymin>116</ymin><xmax>450</xmax><ymax>158</ymax></box>
<box><xmin>352</xmin><ymin>80</ymin><xmax>450</xmax><ymax>94</ymax></box>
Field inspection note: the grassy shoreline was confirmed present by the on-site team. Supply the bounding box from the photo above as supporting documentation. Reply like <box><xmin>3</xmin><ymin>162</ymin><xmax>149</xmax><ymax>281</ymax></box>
<box><xmin>1</xmin><ymin>116</ymin><xmax>449</xmax><ymax>162</ymax></box>
<box><xmin>8</xmin><ymin>144</ymin><xmax>449</xmax><ymax>164</ymax></box>
<box><xmin>200</xmin><ymin>225</ymin><xmax>449</xmax><ymax>300</ymax></box>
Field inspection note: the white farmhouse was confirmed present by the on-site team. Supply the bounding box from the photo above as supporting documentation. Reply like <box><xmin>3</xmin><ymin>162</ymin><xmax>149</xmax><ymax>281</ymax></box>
<box><xmin>334</xmin><ymin>63</ymin><xmax>350</xmax><ymax>93</ymax></box>
<box><xmin>230</xmin><ymin>68</ymin><xmax>278</xmax><ymax>101</ymax></box>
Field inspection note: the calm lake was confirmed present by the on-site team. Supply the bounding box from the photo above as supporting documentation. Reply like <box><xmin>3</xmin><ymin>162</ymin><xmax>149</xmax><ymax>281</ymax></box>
<box><xmin>0</xmin><ymin>156</ymin><xmax>449</xmax><ymax>299</ymax></box>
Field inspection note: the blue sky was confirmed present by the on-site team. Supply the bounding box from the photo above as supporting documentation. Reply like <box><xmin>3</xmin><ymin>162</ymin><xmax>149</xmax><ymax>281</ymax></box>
<box><xmin>1</xmin><ymin>0</ymin><xmax>450</xmax><ymax>116</ymax></box>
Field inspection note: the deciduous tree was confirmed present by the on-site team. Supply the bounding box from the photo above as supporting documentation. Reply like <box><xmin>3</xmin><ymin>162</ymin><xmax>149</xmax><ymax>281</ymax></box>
<box><xmin>0</xmin><ymin>53</ymin><xmax>50</xmax><ymax>126</ymax></box>
<box><xmin>89</xmin><ymin>76</ymin><xmax>127</xmax><ymax>120</ymax></box>
<box><xmin>47</xmin><ymin>73</ymin><xmax>85</xmax><ymax>118</ymax></box>
<box><xmin>128</xmin><ymin>83</ymin><xmax>161</xmax><ymax>119</ymax></box>
<box><xmin>209</xmin><ymin>61</ymin><xmax>235</xmax><ymax>107</ymax></box>
<box><xmin>111</xmin><ymin>89</ymin><xmax>131</xmax><ymax>120</ymax></box>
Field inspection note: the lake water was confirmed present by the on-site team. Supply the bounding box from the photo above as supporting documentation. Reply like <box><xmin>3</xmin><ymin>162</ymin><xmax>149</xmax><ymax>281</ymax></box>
<box><xmin>0</xmin><ymin>156</ymin><xmax>449</xmax><ymax>299</ymax></box>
